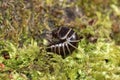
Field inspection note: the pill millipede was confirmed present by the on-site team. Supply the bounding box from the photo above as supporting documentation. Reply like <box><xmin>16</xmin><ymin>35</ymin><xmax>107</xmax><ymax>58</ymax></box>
<box><xmin>45</xmin><ymin>26</ymin><xmax>81</xmax><ymax>58</ymax></box>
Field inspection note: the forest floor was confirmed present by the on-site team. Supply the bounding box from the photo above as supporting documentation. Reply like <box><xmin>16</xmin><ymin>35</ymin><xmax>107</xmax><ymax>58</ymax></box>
<box><xmin>0</xmin><ymin>0</ymin><xmax>120</xmax><ymax>80</ymax></box>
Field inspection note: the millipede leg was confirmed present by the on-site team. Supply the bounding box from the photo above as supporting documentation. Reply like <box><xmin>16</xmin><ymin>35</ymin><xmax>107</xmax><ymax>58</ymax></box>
<box><xmin>65</xmin><ymin>42</ymin><xmax>71</xmax><ymax>54</ymax></box>
<box><xmin>62</xmin><ymin>43</ymin><xmax>66</xmax><ymax>57</ymax></box>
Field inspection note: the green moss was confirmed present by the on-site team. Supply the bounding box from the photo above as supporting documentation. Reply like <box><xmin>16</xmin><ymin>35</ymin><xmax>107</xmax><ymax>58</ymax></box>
<box><xmin>0</xmin><ymin>0</ymin><xmax>120</xmax><ymax>80</ymax></box>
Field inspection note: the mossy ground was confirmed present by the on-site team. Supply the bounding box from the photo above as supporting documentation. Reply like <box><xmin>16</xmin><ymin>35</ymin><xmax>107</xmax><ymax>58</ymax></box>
<box><xmin>0</xmin><ymin>0</ymin><xmax>120</xmax><ymax>80</ymax></box>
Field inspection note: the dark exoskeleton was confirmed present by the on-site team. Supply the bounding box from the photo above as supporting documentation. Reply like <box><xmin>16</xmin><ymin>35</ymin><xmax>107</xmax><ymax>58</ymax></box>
<box><xmin>46</xmin><ymin>27</ymin><xmax>80</xmax><ymax>58</ymax></box>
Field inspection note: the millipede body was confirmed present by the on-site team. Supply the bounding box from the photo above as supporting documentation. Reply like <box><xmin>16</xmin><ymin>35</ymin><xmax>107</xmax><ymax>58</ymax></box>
<box><xmin>46</xmin><ymin>27</ymin><xmax>79</xmax><ymax>58</ymax></box>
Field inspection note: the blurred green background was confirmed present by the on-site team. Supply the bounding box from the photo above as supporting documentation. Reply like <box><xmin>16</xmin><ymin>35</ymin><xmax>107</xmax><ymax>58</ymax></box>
<box><xmin>0</xmin><ymin>0</ymin><xmax>120</xmax><ymax>80</ymax></box>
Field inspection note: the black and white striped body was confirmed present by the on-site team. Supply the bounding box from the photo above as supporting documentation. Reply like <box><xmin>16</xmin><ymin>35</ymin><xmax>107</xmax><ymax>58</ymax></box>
<box><xmin>46</xmin><ymin>27</ymin><xmax>79</xmax><ymax>58</ymax></box>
